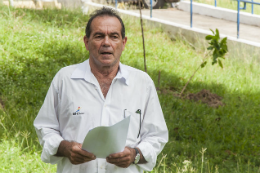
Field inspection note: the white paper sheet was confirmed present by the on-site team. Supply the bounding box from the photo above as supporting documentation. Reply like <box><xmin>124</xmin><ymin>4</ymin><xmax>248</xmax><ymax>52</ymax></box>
<box><xmin>82</xmin><ymin>116</ymin><xmax>131</xmax><ymax>158</ymax></box>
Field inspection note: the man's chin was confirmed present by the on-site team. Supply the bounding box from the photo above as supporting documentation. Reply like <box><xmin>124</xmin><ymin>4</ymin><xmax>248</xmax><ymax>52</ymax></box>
<box><xmin>90</xmin><ymin>56</ymin><xmax>119</xmax><ymax>68</ymax></box>
<box><xmin>99</xmin><ymin>59</ymin><xmax>119</xmax><ymax>67</ymax></box>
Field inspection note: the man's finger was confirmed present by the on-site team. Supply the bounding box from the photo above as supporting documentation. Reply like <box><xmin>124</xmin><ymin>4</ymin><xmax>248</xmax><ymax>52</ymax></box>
<box><xmin>107</xmin><ymin>156</ymin><xmax>130</xmax><ymax>164</ymax></box>
<box><xmin>74</xmin><ymin>154</ymin><xmax>94</xmax><ymax>162</ymax></box>
<box><xmin>70</xmin><ymin>154</ymin><xmax>95</xmax><ymax>164</ymax></box>
<box><xmin>71</xmin><ymin>145</ymin><xmax>96</xmax><ymax>159</ymax></box>
<box><xmin>108</xmin><ymin>148</ymin><xmax>130</xmax><ymax>159</ymax></box>
<box><xmin>70</xmin><ymin>156</ymin><xmax>87</xmax><ymax>165</ymax></box>
<box><xmin>73</xmin><ymin>151</ymin><xmax>96</xmax><ymax>163</ymax></box>
<box><xmin>108</xmin><ymin>152</ymin><xmax>126</xmax><ymax>159</ymax></box>
<box><xmin>77</xmin><ymin>149</ymin><xmax>96</xmax><ymax>159</ymax></box>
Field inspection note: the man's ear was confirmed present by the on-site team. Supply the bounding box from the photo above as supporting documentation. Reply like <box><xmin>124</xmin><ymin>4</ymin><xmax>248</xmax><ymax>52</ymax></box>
<box><xmin>83</xmin><ymin>36</ymin><xmax>89</xmax><ymax>51</ymax></box>
<box><xmin>122</xmin><ymin>37</ymin><xmax>127</xmax><ymax>51</ymax></box>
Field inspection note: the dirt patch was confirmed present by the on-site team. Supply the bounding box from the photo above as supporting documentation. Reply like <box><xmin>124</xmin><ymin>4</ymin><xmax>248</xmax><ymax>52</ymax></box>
<box><xmin>186</xmin><ymin>89</ymin><xmax>224</xmax><ymax>108</ymax></box>
<box><xmin>156</xmin><ymin>86</ymin><xmax>178</xmax><ymax>95</ymax></box>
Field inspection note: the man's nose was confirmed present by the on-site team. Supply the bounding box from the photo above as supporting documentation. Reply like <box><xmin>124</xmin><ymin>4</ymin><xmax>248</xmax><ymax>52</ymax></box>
<box><xmin>102</xmin><ymin>36</ymin><xmax>110</xmax><ymax>46</ymax></box>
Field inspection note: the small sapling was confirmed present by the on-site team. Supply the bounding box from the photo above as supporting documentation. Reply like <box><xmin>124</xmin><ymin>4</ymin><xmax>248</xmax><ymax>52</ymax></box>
<box><xmin>180</xmin><ymin>29</ymin><xmax>228</xmax><ymax>97</ymax></box>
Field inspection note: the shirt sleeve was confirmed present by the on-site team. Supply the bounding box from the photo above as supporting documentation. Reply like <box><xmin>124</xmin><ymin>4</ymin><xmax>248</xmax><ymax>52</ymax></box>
<box><xmin>136</xmin><ymin>77</ymin><xmax>169</xmax><ymax>171</ymax></box>
<box><xmin>34</xmin><ymin>80</ymin><xmax>64</xmax><ymax>164</ymax></box>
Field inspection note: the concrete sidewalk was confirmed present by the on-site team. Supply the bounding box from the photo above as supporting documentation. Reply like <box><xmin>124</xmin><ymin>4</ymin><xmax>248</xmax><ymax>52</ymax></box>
<box><xmin>4</xmin><ymin>0</ymin><xmax>260</xmax><ymax>45</ymax></box>
<box><xmin>129</xmin><ymin>8</ymin><xmax>260</xmax><ymax>44</ymax></box>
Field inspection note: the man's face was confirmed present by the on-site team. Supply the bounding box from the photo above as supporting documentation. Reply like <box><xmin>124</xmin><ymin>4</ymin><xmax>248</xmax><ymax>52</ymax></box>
<box><xmin>84</xmin><ymin>16</ymin><xmax>127</xmax><ymax>68</ymax></box>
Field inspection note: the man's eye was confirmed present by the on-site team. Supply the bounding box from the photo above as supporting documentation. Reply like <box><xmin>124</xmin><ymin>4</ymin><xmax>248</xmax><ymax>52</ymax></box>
<box><xmin>94</xmin><ymin>35</ymin><xmax>103</xmax><ymax>39</ymax></box>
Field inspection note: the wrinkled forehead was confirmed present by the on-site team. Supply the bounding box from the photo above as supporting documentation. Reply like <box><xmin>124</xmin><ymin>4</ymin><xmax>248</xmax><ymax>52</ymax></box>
<box><xmin>90</xmin><ymin>16</ymin><xmax>122</xmax><ymax>34</ymax></box>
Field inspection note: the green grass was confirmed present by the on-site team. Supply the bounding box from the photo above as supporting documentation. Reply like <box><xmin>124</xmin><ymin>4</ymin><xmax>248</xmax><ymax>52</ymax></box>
<box><xmin>0</xmin><ymin>138</ymin><xmax>56</xmax><ymax>172</ymax></box>
<box><xmin>188</xmin><ymin>0</ymin><xmax>260</xmax><ymax>15</ymax></box>
<box><xmin>0</xmin><ymin>4</ymin><xmax>260</xmax><ymax>173</ymax></box>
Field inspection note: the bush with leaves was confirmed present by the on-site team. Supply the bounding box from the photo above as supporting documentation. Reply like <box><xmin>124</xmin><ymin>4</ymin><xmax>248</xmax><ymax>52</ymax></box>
<box><xmin>180</xmin><ymin>29</ymin><xmax>228</xmax><ymax>96</ymax></box>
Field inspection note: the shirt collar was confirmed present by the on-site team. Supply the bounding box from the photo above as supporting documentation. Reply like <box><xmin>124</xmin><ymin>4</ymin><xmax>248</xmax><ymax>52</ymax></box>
<box><xmin>116</xmin><ymin>62</ymin><xmax>129</xmax><ymax>85</ymax></box>
<box><xmin>71</xmin><ymin>59</ymin><xmax>129</xmax><ymax>85</ymax></box>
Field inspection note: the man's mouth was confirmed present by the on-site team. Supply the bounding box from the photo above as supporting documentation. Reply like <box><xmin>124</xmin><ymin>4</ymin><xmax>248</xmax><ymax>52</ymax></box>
<box><xmin>101</xmin><ymin>52</ymin><xmax>112</xmax><ymax>55</ymax></box>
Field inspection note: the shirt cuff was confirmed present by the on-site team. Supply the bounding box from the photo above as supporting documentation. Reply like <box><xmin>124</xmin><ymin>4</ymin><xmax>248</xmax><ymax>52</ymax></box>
<box><xmin>41</xmin><ymin>134</ymin><xmax>64</xmax><ymax>164</ymax></box>
<box><xmin>136</xmin><ymin>142</ymin><xmax>157</xmax><ymax>171</ymax></box>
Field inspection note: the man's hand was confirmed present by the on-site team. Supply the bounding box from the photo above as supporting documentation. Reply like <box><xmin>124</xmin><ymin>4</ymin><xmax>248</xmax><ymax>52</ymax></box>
<box><xmin>106</xmin><ymin>147</ymin><xmax>135</xmax><ymax>168</ymax></box>
<box><xmin>56</xmin><ymin>140</ymin><xmax>96</xmax><ymax>165</ymax></box>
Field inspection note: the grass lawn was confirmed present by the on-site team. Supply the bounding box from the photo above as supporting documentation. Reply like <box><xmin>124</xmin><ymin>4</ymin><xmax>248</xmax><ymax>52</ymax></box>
<box><xmin>0</xmin><ymin>4</ymin><xmax>260</xmax><ymax>173</ymax></box>
<box><xmin>188</xmin><ymin>0</ymin><xmax>260</xmax><ymax>15</ymax></box>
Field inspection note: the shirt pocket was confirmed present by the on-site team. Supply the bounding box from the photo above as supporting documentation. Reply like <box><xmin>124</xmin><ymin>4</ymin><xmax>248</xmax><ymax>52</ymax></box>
<box><xmin>62</xmin><ymin>112</ymin><xmax>95</xmax><ymax>143</ymax></box>
<box><xmin>125</xmin><ymin>110</ymin><xmax>141</xmax><ymax>146</ymax></box>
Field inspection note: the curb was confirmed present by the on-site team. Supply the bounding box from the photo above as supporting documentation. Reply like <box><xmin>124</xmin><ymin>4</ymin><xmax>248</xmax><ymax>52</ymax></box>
<box><xmin>83</xmin><ymin>2</ymin><xmax>260</xmax><ymax>59</ymax></box>
<box><xmin>178</xmin><ymin>1</ymin><xmax>260</xmax><ymax>27</ymax></box>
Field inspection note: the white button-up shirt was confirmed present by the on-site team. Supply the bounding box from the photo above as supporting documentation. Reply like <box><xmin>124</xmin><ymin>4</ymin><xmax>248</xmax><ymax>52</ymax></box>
<box><xmin>34</xmin><ymin>59</ymin><xmax>168</xmax><ymax>173</ymax></box>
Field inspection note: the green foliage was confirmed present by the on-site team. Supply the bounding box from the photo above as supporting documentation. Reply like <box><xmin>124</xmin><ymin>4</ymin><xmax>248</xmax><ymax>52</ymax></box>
<box><xmin>0</xmin><ymin>139</ymin><xmax>56</xmax><ymax>172</ymax></box>
<box><xmin>200</xmin><ymin>61</ymin><xmax>207</xmax><ymax>68</ymax></box>
<box><xmin>205</xmin><ymin>29</ymin><xmax>228</xmax><ymax>67</ymax></box>
<box><xmin>1</xmin><ymin>4</ymin><xmax>260</xmax><ymax>173</ymax></box>
<box><xmin>181</xmin><ymin>29</ymin><xmax>228</xmax><ymax>96</ymax></box>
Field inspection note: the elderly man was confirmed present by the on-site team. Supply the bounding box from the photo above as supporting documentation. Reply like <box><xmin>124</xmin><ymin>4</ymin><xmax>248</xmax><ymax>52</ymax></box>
<box><xmin>34</xmin><ymin>7</ymin><xmax>168</xmax><ymax>173</ymax></box>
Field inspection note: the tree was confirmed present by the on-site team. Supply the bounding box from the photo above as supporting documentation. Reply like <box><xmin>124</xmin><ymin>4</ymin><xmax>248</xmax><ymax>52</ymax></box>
<box><xmin>180</xmin><ymin>29</ymin><xmax>228</xmax><ymax>97</ymax></box>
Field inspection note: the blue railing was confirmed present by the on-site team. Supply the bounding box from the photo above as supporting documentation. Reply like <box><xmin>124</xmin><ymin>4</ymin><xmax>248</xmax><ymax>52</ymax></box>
<box><xmin>150</xmin><ymin>0</ymin><xmax>153</xmax><ymax>18</ymax></box>
<box><xmin>190</xmin><ymin>0</ymin><xmax>218</xmax><ymax>27</ymax></box>
<box><xmin>190</xmin><ymin>0</ymin><xmax>260</xmax><ymax>39</ymax></box>
<box><xmin>190</xmin><ymin>0</ymin><xmax>193</xmax><ymax>28</ymax></box>
<box><xmin>252</xmin><ymin>0</ymin><xmax>254</xmax><ymax>14</ymax></box>
<box><xmin>113</xmin><ymin>0</ymin><xmax>259</xmax><ymax>40</ymax></box>
<box><xmin>237</xmin><ymin>0</ymin><xmax>260</xmax><ymax>38</ymax></box>
<box><xmin>190</xmin><ymin>0</ymin><xmax>255</xmax><ymax>13</ymax></box>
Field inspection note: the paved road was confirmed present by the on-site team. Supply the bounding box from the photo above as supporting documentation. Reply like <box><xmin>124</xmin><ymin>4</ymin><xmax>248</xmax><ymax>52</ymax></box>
<box><xmin>130</xmin><ymin>8</ymin><xmax>260</xmax><ymax>43</ymax></box>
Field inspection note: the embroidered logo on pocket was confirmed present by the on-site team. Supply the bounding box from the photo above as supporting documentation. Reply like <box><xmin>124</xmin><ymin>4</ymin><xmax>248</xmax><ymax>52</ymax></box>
<box><xmin>73</xmin><ymin>107</ymin><xmax>85</xmax><ymax>115</ymax></box>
